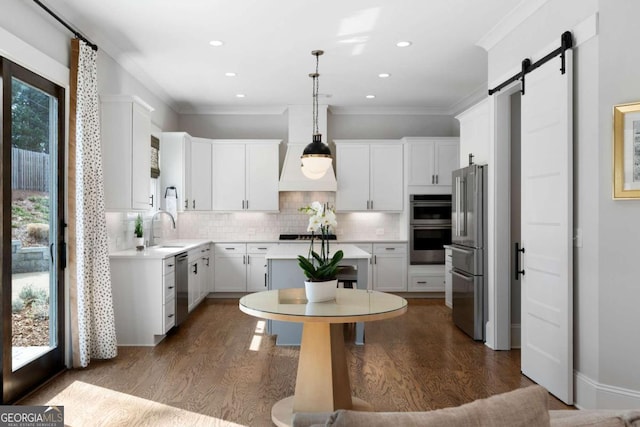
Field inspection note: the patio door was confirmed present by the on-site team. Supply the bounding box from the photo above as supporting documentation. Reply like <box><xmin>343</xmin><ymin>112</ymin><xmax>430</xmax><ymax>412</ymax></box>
<box><xmin>1</xmin><ymin>57</ymin><xmax>66</xmax><ymax>403</ymax></box>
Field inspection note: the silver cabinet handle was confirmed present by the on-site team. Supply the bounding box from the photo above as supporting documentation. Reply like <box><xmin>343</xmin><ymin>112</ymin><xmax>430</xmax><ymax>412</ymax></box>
<box><xmin>416</xmin><ymin>281</ymin><xmax>427</xmax><ymax>284</ymax></box>
<box><xmin>193</xmin><ymin>200</ymin><xmax>196</xmax><ymax>209</ymax></box>
<box><xmin>385</xmin><ymin>247</ymin><xmax>396</xmax><ymax>251</ymax></box>
<box><xmin>257</xmin><ymin>247</ymin><xmax>268</xmax><ymax>250</ymax></box>
<box><xmin>185</xmin><ymin>199</ymin><xmax>189</xmax><ymax>209</ymax></box>
<box><xmin>373</xmin><ymin>255</ymin><xmax>377</xmax><ymax>264</ymax></box>
<box><xmin>225</xmin><ymin>247</ymin><xmax>235</xmax><ymax>250</ymax></box>
<box><xmin>245</xmin><ymin>200</ymin><xmax>248</xmax><ymax>209</ymax></box>
<box><xmin>432</xmin><ymin>175</ymin><xmax>435</xmax><ymax>184</ymax></box>
<box><xmin>167</xmin><ymin>264</ymin><xmax>174</xmax><ymax>267</ymax></box>
<box><xmin>242</xmin><ymin>200</ymin><xmax>245</xmax><ymax>209</ymax></box>
<box><xmin>243</xmin><ymin>255</ymin><xmax>246</xmax><ymax>264</ymax></box>
<box><xmin>168</xmin><ymin>314</ymin><xmax>174</xmax><ymax>318</ymax></box>
<box><xmin>370</xmin><ymin>200</ymin><xmax>373</xmax><ymax>210</ymax></box>
<box><xmin>168</xmin><ymin>286</ymin><xmax>174</xmax><ymax>289</ymax></box>
<box><xmin>247</xmin><ymin>255</ymin><xmax>250</xmax><ymax>265</ymax></box>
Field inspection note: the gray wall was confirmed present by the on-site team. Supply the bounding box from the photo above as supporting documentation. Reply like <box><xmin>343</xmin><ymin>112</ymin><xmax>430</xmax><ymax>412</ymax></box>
<box><xmin>598</xmin><ymin>0</ymin><xmax>640</xmax><ymax>395</ymax></box>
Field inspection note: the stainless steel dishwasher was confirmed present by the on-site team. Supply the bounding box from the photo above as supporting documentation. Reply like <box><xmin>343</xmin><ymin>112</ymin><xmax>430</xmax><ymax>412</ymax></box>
<box><xmin>175</xmin><ymin>252</ymin><xmax>189</xmax><ymax>326</ymax></box>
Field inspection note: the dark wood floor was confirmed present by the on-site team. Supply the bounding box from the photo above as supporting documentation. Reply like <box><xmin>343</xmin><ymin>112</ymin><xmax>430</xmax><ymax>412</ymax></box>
<box><xmin>20</xmin><ymin>298</ymin><xmax>573</xmax><ymax>426</ymax></box>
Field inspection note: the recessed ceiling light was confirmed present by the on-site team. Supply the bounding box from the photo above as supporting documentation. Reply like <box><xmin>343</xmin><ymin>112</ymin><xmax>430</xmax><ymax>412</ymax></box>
<box><xmin>366</xmin><ymin>95</ymin><xmax>376</xmax><ymax>99</ymax></box>
<box><xmin>378</xmin><ymin>73</ymin><xmax>391</xmax><ymax>78</ymax></box>
<box><xmin>396</xmin><ymin>41</ymin><xmax>412</xmax><ymax>48</ymax></box>
<box><xmin>236</xmin><ymin>94</ymin><xmax>245</xmax><ymax>98</ymax></box>
<box><xmin>209</xmin><ymin>40</ymin><xmax>224</xmax><ymax>47</ymax></box>
<box><xmin>225</xmin><ymin>72</ymin><xmax>237</xmax><ymax>77</ymax></box>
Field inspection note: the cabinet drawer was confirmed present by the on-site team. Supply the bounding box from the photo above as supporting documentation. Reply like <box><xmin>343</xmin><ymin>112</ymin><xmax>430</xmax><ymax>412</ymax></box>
<box><xmin>164</xmin><ymin>301</ymin><xmax>176</xmax><ymax>333</ymax></box>
<box><xmin>409</xmin><ymin>275</ymin><xmax>445</xmax><ymax>292</ymax></box>
<box><xmin>215</xmin><ymin>243</ymin><xmax>246</xmax><ymax>254</ymax></box>
<box><xmin>373</xmin><ymin>243</ymin><xmax>407</xmax><ymax>255</ymax></box>
<box><xmin>163</xmin><ymin>257</ymin><xmax>176</xmax><ymax>275</ymax></box>
<box><xmin>164</xmin><ymin>271</ymin><xmax>175</xmax><ymax>303</ymax></box>
<box><xmin>247</xmin><ymin>243</ymin><xmax>273</xmax><ymax>253</ymax></box>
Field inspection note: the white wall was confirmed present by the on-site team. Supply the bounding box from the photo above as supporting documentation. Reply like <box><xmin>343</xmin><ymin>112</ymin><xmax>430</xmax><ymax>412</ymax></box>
<box><xmin>456</xmin><ymin>99</ymin><xmax>490</xmax><ymax>166</ymax></box>
<box><xmin>597</xmin><ymin>0</ymin><xmax>640</xmax><ymax>399</ymax></box>
<box><xmin>487</xmin><ymin>0</ymin><xmax>640</xmax><ymax>409</ymax></box>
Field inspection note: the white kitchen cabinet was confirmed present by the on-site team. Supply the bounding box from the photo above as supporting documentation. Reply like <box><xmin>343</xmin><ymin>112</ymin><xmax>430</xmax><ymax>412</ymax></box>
<box><xmin>100</xmin><ymin>95</ymin><xmax>154</xmax><ymax>211</ymax></box>
<box><xmin>110</xmin><ymin>255</ymin><xmax>176</xmax><ymax>345</ymax></box>
<box><xmin>201</xmin><ymin>244</ymin><xmax>212</xmax><ymax>299</ymax></box>
<box><xmin>408</xmin><ymin>265</ymin><xmax>445</xmax><ymax>292</ymax></box>
<box><xmin>213</xmin><ymin>244</ymin><xmax>247</xmax><ymax>292</ymax></box>
<box><xmin>246</xmin><ymin>244</ymin><xmax>272</xmax><ymax>292</ymax></box>
<box><xmin>212</xmin><ymin>140</ymin><xmax>280</xmax><ymax>212</ymax></box>
<box><xmin>335</xmin><ymin>140</ymin><xmax>404</xmax><ymax>212</ymax></box>
<box><xmin>188</xmin><ymin>244</ymin><xmax>212</xmax><ymax>311</ymax></box>
<box><xmin>372</xmin><ymin>243</ymin><xmax>407</xmax><ymax>292</ymax></box>
<box><xmin>160</xmin><ymin>132</ymin><xmax>191</xmax><ymax>212</ymax></box>
<box><xmin>351</xmin><ymin>243</ymin><xmax>373</xmax><ymax>290</ymax></box>
<box><xmin>189</xmin><ymin>138</ymin><xmax>212</xmax><ymax>211</ymax></box>
<box><xmin>405</xmin><ymin>137</ymin><xmax>459</xmax><ymax>191</ymax></box>
<box><xmin>213</xmin><ymin>243</ymin><xmax>274</xmax><ymax>292</ymax></box>
<box><xmin>445</xmin><ymin>247</ymin><xmax>452</xmax><ymax>308</ymax></box>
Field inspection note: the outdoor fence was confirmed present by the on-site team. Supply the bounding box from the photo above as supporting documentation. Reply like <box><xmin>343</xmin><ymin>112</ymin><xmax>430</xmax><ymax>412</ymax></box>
<box><xmin>11</xmin><ymin>147</ymin><xmax>49</xmax><ymax>192</ymax></box>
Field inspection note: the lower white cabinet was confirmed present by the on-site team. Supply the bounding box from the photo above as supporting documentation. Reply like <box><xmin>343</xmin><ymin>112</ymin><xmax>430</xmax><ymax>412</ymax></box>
<box><xmin>408</xmin><ymin>265</ymin><xmax>445</xmax><ymax>292</ymax></box>
<box><xmin>214</xmin><ymin>243</ymin><xmax>273</xmax><ymax>292</ymax></box>
<box><xmin>372</xmin><ymin>243</ymin><xmax>407</xmax><ymax>292</ymax></box>
<box><xmin>247</xmin><ymin>244</ymin><xmax>271</xmax><ymax>292</ymax></box>
<box><xmin>188</xmin><ymin>244</ymin><xmax>211</xmax><ymax>312</ymax></box>
<box><xmin>110</xmin><ymin>256</ymin><xmax>177</xmax><ymax>346</ymax></box>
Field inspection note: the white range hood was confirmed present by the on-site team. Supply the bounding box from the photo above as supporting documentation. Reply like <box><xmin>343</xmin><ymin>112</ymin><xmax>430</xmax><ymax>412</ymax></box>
<box><xmin>279</xmin><ymin>105</ymin><xmax>337</xmax><ymax>192</ymax></box>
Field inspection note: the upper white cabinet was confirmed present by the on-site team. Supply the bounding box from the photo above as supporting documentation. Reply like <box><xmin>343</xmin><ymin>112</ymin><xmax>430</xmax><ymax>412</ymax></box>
<box><xmin>100</xmin><ymin>95</ymin><xmax>154</xmax><ymax>211</ymax></box>
<box><xmin>189</xmin><ymin>137</ymin><xmax>212</xmax><ymax>211</ymax></box>
<box><xmin>212</xmin><ymin>140</ymin><xmax>280</xmax><ymax>212</ymax></box>
<box><xmin>160</xmin><ymin>132</ymin><xmax>191</xmax><ymax>212</ymax></box>
<box><xmin>405</xmin><ymin>137</ymin><xmax>459</xmax><ymax>191</ymax></box>
<box><xmin>335</xmin><ymin>140</ymin><xmax>404</xmax><ymax>212</ymax></box>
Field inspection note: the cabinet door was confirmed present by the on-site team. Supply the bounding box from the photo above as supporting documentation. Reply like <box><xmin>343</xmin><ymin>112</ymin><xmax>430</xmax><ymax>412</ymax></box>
<box><xmin>131</xmin><ymin>102</ymin><xmax>152</xmax><ymax>210</ymax></box>
<box><xmin>336</xmin><ymin>144</ymin><xmax>370</xmax><ymax>211</ymax></box>
<box><xmin>188</xmin><ymin>260</ymin><xmax>201</xmax><ymax>312</ymax></box>
<box><xmin>160</xmin><ymin>132</ymin><xmax>190</xmax><ymax>212</ymax></box>
<box><xmin>370</xmin><ymin>144</ymin><xmax>403</xmax><ymax>211</ymax></box>
<box><xmin>246</xmin><ymin>143</ymin><xmax>279</xmax><ymax>211</ymax></box>
<box><xmin>212</xmin><ymin>143</ymin><xmax>245</xmax><ymax>211</ymax></box>
<box><xmin>190</xmin><ymin>138</ymin><xmax>212</xmax><ymax>210</ymax></box>
<box><xmin>408</xmin><ymin>141</ymin><xmax>436</xmax><ymax>186</ymax></box>
<box><xmin>214</xmin><ymin>254</ymin><xmax>247</xmax><ymax>291</ymax></box>
<box><xmin>247</xmin><ymin>253</ymin><xmax>268</xmax><ymax>292</ymax></box>
<box><xmin>373</xmin><ymin>255</ymin><xmax>407</xmax><ymax>291</ymax></box>
<box><xmin>434</xmin><ymin>141</ymin><xmax>459</xmax><ymax>187</ymax></box>
<box><xmin>200</xmin><ymin>255</ymin><xmax>211</xmax><ymax>300</ymax></box>
<box><xmin>408</xmin><ymin>274</ymin><xmax>445</xmax><ymax>292</ymax></box>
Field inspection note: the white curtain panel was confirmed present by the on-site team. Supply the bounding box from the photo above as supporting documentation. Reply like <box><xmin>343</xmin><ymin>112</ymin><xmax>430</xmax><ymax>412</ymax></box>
<box><xmin>74</xmin><ymin>40</ymin><xmax>117</xmax><ymax>366</ymax></box>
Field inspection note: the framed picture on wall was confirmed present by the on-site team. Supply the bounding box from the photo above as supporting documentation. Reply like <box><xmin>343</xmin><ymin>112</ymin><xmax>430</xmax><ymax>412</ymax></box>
<box><xmin>613</xmin><ymin>101</ymin><xmax>640</xmax><ymax>199</ymax></box>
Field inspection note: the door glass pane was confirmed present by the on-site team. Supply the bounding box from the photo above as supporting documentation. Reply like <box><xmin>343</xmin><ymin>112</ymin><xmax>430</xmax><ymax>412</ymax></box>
<box><xmin>10</xmin><ymin>77</ymin><xmax>58</xmax><ymax>371</ymax></box>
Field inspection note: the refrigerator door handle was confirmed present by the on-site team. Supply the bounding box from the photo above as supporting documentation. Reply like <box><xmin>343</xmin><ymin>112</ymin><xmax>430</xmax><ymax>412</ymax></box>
<box><xmin>455</xmin><ymin>176</ymin><xmax>461</xmax><ymax>237</ymax></box>
<box><xmin>452</xmin><ymin>269</ymin><xmax>474</xmax><ymax>281</ymax></box>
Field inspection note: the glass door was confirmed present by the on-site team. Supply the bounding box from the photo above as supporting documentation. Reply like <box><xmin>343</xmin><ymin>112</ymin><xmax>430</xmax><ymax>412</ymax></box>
<box><xmin>1</xmin><ymin>57</ymin><xmax>65</xmax><ymax>403</ymax></box>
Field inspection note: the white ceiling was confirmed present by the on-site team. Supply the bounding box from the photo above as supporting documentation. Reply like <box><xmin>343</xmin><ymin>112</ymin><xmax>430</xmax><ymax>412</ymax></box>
<box><xmin>49</xmin><ymin>0</ymin><xmax>525</xmax><ymax>114</ymax></box>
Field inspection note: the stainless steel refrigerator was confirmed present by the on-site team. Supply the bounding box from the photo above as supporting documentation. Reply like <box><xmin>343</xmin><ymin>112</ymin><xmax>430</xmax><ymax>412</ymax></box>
<box><xmin>451</xmin><ymin>164</ymin><xmax>487</xmax><ymax>341</ymax></box>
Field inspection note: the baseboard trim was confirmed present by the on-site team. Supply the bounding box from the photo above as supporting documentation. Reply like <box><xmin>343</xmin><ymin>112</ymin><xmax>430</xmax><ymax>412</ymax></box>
<box><xmin>510</xmin><ymin>324</ymin><xmax>521</xmax><ymax>349</ymax></box>
<box><xmin>574</xmin><ymin>371</ymin><xmax>640</xmax><ymax>409</ymax></box>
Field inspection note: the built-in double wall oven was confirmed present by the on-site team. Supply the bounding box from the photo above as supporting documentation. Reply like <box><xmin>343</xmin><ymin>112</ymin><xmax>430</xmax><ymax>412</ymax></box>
<box><xmin>409</xmin><ymin>194</ymin><xmax>452</xmax><ymax>265</ymax></box>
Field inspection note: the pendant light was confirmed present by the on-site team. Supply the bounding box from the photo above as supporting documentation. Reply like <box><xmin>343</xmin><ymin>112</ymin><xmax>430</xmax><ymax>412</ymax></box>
<box><xmin>301</xmin><ymin>50</ymin><xmax>332</xmax><ymax>179</ymax></box>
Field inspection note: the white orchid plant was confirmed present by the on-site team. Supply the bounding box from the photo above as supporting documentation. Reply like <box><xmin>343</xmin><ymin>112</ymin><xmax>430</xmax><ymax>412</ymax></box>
<box><xmin>297</xmin><ymin>202</ymin><xmax>344</xmax><ymax>282</ymax></box>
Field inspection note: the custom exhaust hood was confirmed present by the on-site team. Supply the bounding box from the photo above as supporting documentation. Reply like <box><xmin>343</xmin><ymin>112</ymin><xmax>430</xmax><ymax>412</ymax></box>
<box><xmin>279</xmin><ymin>105</ymin><xmax>337</xmax><ymax>192</ymax></box>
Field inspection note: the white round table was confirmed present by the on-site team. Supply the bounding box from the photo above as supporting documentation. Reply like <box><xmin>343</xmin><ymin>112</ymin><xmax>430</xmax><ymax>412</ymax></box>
<box><xmin>239</xmin><ymin>288</ymin><xmax>408</xmax><ymax>427</ymax></box>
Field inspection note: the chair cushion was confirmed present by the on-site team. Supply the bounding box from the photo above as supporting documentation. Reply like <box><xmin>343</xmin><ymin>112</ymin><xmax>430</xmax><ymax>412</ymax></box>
<box><xmin>324</xmin><ymin>385</ymin><xmax>550</xmax><ymax>427</ymax></box>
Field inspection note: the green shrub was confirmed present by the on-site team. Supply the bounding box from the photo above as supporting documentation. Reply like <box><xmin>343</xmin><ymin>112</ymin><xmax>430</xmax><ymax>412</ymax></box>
<box><xmin>12</xmin><ymin>298</ymin><xmax>24</xmax><ymax>313</ymax></box>
<box><xmin>26</xmin><ymin>223</ymin><xmax>49</xmax><ymax>242</ymax></box>
<box><xmin>18</xmin><ymin>285</ymin><xmax>48</xmax><ymax>307</ymax></box>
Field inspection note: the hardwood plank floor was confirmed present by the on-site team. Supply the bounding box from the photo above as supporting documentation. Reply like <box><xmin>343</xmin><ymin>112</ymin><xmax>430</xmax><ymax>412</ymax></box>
<box><xmin>20</xmin><ymin>298</ymin><xmax>573</xmax><ymax>426</ymax></box>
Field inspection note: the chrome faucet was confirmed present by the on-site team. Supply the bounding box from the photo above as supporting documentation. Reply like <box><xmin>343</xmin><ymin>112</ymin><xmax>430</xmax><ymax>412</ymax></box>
<box><xmin>149</xmin><ymin>210</ymin><xmax>176</xmax><ymax>246</ymax></box>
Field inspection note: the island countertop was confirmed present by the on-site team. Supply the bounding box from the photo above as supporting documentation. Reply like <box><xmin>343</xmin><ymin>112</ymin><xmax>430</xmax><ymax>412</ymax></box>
<box><xmin>265</xmin><ymin>243</ymin><xmax>371</xmax><ymax>260</ymax></box>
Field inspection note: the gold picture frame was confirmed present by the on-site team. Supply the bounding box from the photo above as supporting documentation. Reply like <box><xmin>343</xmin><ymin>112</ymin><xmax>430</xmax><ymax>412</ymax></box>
<box><xmin>613</xmin><ymin>102</ymin><xmax>640</xmax><ymax>199</ymax></box>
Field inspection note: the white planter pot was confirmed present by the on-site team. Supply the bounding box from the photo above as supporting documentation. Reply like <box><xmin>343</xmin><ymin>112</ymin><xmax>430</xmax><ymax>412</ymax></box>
<box><xmin>135</xmin><ymin>237</ymin><xmax>145</xmax><ymax>249</ymax></box>
<box><xmin>304</xmin><ymin>279</ymin><xmax>338</xmax><ymax>303</ymax></box>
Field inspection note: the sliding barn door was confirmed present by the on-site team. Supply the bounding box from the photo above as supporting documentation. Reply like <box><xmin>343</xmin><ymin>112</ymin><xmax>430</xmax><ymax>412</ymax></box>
<box><xmin>520</xmin><ymin>51</ymin><xmax>573</xmax><ymax>404</ymax></box>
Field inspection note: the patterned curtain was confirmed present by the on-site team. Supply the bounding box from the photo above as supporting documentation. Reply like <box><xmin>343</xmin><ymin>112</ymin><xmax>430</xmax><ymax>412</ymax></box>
<box><xmin>69</xmin><ymin>39</ymin><xmax>117</xmax><ymax>367</ymax></box>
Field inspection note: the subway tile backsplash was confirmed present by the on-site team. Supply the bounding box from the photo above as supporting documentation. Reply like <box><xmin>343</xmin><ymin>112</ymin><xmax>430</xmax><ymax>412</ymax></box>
<box><xmin>107</xmin><ymin>192</ymin><xmax>400</xmax><ymax>251</ymax></box>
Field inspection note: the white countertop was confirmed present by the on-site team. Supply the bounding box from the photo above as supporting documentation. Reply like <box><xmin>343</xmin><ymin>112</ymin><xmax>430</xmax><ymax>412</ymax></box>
<box><xmin>109</xmin><ymin>239</ymin><xmax>213</xmax><ymax>259</ymax></box>
<box><xmin>266</xmin><ymin>243</ymin><xmax>371</xmax><ymax>260</ymax></box>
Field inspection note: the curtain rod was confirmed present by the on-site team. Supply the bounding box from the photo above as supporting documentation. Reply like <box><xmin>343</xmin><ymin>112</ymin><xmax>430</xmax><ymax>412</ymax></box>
<box><xmin>32</xmin><ymin>0</ymin><xmax>98</xmax><ymax>51</ymax></box>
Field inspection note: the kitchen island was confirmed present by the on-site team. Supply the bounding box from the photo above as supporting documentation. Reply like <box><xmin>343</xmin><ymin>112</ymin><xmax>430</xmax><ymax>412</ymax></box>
<box><xmin>266</xmin><ymin>243</ymin><xmax>371</xmax><ymax>345</ymax></box>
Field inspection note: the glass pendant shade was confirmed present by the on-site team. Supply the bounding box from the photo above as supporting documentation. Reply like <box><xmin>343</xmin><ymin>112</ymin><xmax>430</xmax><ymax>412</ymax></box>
<box><xmin>301</xmin><ymin>133</ymin><xmax>332</xmax><ymax>178</ymax></box>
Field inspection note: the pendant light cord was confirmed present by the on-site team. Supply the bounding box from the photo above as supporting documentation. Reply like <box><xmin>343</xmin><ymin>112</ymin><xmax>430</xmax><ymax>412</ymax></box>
<box><xmin>312</xmin><ymin>52</ymin><xmax>320</xmax><ymax>136</ymax></box>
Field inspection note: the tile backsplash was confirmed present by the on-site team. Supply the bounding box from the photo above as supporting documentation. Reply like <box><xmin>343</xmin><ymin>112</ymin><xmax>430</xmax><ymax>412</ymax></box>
<box><xmin>107</xmin><ymin>192</ymin><xmax>400</xmax><ymax>251</ymax></box>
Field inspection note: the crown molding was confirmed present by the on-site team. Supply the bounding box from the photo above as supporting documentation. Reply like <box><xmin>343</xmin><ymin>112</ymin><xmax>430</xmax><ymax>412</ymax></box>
<box><xmin>179</xmin><ymin>105</ymin><xmax>288</xmax><ymax>115</ymax></box>
<box><xmin>327</xmin><ymin>106</ymin><xmax>450</xmax><ymax>116</ymax></box>
<box><xmin>476</xmin><ymin>0</ymin><xmax>551</xmax><ymax>51</ymax></box>
<box><xmin>448</xmin><ymin>83</ymin><xmax>489</xmax><ymax>117</ymax></box>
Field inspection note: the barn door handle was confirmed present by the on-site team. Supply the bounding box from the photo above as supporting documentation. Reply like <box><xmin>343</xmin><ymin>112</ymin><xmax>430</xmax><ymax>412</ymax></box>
<box><xmin>515</xmin><ymin>242</ymin><xmax>525</xmax><ymax>280</ymax></box>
